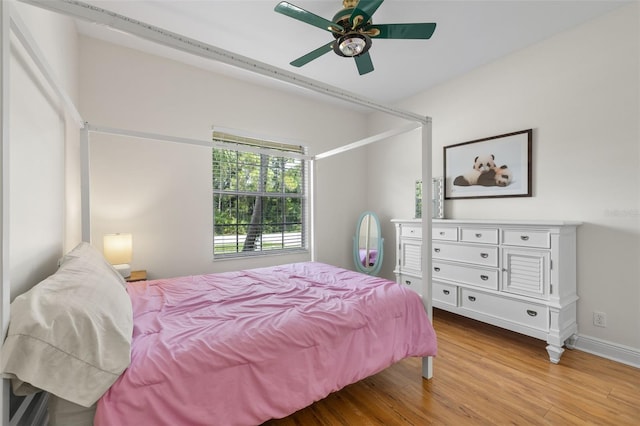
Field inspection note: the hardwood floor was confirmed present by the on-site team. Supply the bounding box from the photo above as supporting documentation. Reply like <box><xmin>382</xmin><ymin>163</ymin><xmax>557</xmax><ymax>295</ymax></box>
<box><xmin>264</xmin><ymin>309</ymin><xmax>640</xmax><ymax>425</ymax></box>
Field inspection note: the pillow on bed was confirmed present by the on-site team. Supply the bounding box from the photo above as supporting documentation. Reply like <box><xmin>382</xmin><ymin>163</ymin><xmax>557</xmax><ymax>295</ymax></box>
<box><xmin>0</xmin><ymin>242</ymin><xmax>133</xmax><ymax>407</ymax></box>
<box><xmin>60</xmin><ymin>241</ymin><xmax>127</xmax><ymax>288</ymax></box>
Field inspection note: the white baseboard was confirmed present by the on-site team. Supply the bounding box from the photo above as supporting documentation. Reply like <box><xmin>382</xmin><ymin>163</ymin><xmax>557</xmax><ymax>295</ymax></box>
<box><xmin>573</xmin><ymin>334</ymin><xmax>640</xmax><ymax>368</ymax></box>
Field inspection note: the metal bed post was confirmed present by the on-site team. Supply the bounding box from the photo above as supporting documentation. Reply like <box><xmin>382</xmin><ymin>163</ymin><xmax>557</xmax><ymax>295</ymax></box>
<box><xmin>1</xmin><ymin>0</ymin><xmax>12</xmax><ymax>423</ymax></box>
<box><xmin>421</xmin><ymin>118</ymin><xmax>434</xmax><ymax>379</ymax></box>
<box><xmin>80</xmin><ymin>125</ymin><xmax>90</xmax><ymax>243</ymax></box>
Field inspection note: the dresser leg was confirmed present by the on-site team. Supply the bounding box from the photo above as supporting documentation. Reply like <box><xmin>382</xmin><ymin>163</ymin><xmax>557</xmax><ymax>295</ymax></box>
<box><xmin>564</xmin><ymin>334</ymin><xmax>578</xmax><ymax>350</ymax></box>
<box><xmin>546</xmin><ymin>344</ymin><xmax>565</xmax><ymax>364</ymax></box>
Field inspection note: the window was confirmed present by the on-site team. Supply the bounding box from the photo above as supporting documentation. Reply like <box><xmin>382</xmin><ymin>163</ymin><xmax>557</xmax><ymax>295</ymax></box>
<box><xmin>212</xmin><ymin>130</ymin><xmax>308</xmax><ymax>258</ymax></box>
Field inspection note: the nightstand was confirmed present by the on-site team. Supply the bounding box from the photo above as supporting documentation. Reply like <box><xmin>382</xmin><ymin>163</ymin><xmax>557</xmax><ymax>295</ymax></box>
<box><xmin>126</xmin><ymin>270</ymin><xmax>147</xmax><ymax>283</ymax></box>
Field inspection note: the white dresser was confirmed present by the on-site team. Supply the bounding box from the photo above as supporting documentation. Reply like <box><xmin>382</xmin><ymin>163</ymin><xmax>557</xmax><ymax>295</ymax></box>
<box><xmin>392</xmin><ymin>218</ymin><xmax>581</xmax><ymax>363</ymax></box>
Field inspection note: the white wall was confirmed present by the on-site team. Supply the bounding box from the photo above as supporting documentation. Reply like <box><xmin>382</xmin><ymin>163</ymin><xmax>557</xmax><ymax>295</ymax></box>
<box><xmin>368</xmin><ymin>4</ymin><xmax>640</xmax><ymax>359</ymax></box>
<box><xmin>79</xmin><ymin>37</ymin><xmax>369</xmax><ymax>279</ymax></box>
<box><xmin>9</xmin><ymin>4</ymin><xmax>80</xmax><ymax>300</ymax></box>
<box><xmin>2</xmin><ymin>2</ymin><xmax>80</xmax><ymax>423</ymax></box>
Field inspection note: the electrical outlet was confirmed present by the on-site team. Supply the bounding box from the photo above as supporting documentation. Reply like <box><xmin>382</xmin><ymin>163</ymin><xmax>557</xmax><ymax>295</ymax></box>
<box><xmin>593</xmin><ymin>311</ymin><xmax>607</xmax><ymax>327</ymax></box>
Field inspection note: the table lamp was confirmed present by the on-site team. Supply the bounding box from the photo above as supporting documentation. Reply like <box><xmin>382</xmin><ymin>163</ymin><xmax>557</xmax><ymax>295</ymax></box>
<box><xmin>103</xmin><ymin>233</ymin><xmax>133</xmax><ymax>278</ymax></box>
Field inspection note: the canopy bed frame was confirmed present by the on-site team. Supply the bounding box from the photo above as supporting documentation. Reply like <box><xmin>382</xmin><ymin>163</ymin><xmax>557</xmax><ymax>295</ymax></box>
<box><xmin>0</xmin><ymin>0</ymin><xmax>435</xmax><ymax>424</ymax></box>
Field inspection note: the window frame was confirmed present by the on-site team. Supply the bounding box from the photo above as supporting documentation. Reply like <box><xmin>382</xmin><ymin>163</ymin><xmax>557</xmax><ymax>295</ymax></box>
<box><xmin>212</xmin><ymin>129</ymin><xmax>309</xmax><ymax>260</ymax></box>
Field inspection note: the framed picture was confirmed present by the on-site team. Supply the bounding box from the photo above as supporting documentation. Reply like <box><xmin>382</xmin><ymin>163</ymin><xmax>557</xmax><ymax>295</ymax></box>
<box><xmin>444</xmin><ymin>129</ymin><xmax>532</xmax><ymax>199</ymax></box>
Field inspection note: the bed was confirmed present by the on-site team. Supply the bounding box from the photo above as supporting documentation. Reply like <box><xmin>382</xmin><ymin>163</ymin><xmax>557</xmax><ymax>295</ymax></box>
<box><xmin>3</xmin><ymin>1</ymin><xmax>436</xmax><ymax>422</ymax></box>
<box><xmin>1</xmin><ymin>243</ymin><xmax>437</xmax><ymax>426</ymax></box>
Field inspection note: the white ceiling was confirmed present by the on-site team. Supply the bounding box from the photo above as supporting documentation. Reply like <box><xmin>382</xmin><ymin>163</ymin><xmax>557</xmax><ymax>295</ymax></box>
<box><xmin>73</xmin><ymin>0</ymin><xmax>630</xmax><ymax>107</ymax></box>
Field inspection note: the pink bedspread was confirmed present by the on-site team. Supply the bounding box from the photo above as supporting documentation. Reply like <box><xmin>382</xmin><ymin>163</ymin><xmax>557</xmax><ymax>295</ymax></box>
<box><xmin>95</xmin><ymin>262</ymin><xmax>437</xmax><ymax>426</ymax></box>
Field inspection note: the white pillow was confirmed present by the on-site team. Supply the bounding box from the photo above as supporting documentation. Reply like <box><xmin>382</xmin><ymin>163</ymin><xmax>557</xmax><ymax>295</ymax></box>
<box><xmin>0</xmin><ymin>242</ymin><xmax>133</xmax><ymax>407</ymax></box>
<box><xmin>61</xmin><ymin>241</ymin><xmax>127</xmax><ymax>288</ymax></box>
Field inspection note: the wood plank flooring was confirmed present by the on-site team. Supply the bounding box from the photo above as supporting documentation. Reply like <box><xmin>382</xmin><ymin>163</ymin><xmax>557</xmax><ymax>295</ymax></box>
<box><xmin>263</xmin><ymin>308</ymin><xmax>640</xmax><ymax>425</ymax></box>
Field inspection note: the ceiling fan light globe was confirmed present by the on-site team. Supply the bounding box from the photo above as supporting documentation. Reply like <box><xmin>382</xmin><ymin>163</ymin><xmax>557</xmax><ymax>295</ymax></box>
<box><xmin>334</xmin><ymin>32</ymin><xmax>372</xmax><ymax>58</ymax></box>
<box><xmin>339</xmin><ymin>37</ymin><xmax>366</xmax><ymax>56</ymax></box>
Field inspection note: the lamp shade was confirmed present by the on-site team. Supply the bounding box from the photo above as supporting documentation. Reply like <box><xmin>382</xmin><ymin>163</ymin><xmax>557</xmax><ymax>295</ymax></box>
<box><xmin>103</xmin><ymin>233</ymin><xmax>133</xmax><ymax>265</ymax></box>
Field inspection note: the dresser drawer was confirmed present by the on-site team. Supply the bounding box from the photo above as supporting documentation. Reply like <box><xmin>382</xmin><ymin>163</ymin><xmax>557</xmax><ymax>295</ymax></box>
<box><xmin>460</xmin><ymin>288</ymin><xmax>548</xmax><ymax>331</ymax></box>
<box><xmin>502</xmin><ymin>229</ymin><xmax>550</xmax><ymax>248</ymax></box>
<box><xmin>460</xmin><ymin>227</ymin><xmax>499</xmax><ymax>244</ymax></box>
<box><xmin>398</xmin><ymin>274</ymin><xmax>422</xmax><ymax>295</ymax></box>
<box><xmin>432</xmin><ymin>261</ymin><xmax>498</xmax><ymax>290</ymax></box>
<box><xmin>432</xmin><ymin>226</ymin><xmax>458</xmax><ymax>241</ymax></box>
<box><xmin>401</xmin><ymin>224</ymin><xmax>422</xmax><ymax>239</ymax></box>
<box><xmin>432</xmin><ymin>242</ymin><xmax>498</xmax><ymax>267</ymax></box>
<box><xmin>433</xmin><ymin>282</ymin><xmax>458</xmax><ymax>306</ymax></box>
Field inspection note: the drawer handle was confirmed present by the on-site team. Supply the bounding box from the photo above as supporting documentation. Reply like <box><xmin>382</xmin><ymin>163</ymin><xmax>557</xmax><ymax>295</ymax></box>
<box><xmin>409</xmin><ymin>229</ymin><xmax>415</xmax><ymax>234</ymax></box>
<box><xmin>439</xmin><ymin>231</ymin><xmax>445</xmax><ymax>236</ymax></box>
<box><xmin>434</xmin><ymin>267</ymin><xmax>440</xmax><ymax>272</ymax></box>
<box><xmin>434</xmin><ymin>248</ymin><xmax>441</xmax><ymax>253</ymax></box>
<box><xmin>405</xmin><ymin>280</ymin><xmax>412</xmax><ymax>286</ymax></box>
<box><xmin>443</xmin><ymin>289</ymin><xmax>450</xmax><ymax>295</ymax></box>
<box><xmin>468</xmin><ymin>296</ymin><xmax>476</xmax><ymax>302</ymax></box>
<box><xmin>480</xmin><ymin>275</ymin><xmax>489</xmax><ymax>281</ymax></box>
<box><xmin>475</xmin><ymin>233</ymin><xmax>482</xmax><ymax>238</ymax></box>
<box><xmin>526</xmin><ymin>309</ymin><xmax>538</xmax><ymax>317</ymax></box>
<box><xmin>521</xmin><ymin>235</ymin><xmax>530</xmax><ymax>241</ymax></box>
<box><xmin>480</xmin><ymin>253</ymin><xmax>489</xmax><ymax>258</ymax></box>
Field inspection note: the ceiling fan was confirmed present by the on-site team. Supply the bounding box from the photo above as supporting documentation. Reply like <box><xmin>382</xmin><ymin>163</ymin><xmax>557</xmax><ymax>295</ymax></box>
<box><xmin>274</xmin><ymin>0</ymin><xmax>437</xmax><ymax>76</ymax></box>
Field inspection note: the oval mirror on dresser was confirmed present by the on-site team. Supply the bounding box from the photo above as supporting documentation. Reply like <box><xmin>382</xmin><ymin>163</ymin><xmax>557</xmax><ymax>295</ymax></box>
<box><xmin>353</xmin><ymin>211</ymin><xmax>384</xmax><ymax>275</ymax></box>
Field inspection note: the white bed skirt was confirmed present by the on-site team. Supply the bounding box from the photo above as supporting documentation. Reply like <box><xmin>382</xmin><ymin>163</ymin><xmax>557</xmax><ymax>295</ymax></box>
<box><xmin>48</xmin><ymin>395</ymin><xmax>96</xmax><ymax>426</ymax></box>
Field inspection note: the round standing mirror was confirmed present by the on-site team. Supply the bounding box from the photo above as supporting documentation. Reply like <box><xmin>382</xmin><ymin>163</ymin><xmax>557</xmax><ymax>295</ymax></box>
<box><xmin>353</xmin><ymin>211</ymin><xmax>384</xmax><ymax>275</ymax></box>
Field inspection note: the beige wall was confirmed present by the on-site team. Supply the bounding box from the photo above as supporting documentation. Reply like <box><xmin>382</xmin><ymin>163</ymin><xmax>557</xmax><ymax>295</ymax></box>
<box><xmin>368</xmin><ymin>4</ymin><xmax>640</xmax><ymax>360</ymax></box>
<box><xmin>79</xmin><ymin>37</ymin><xmax>369</xmax><ymax>279</ymax></box>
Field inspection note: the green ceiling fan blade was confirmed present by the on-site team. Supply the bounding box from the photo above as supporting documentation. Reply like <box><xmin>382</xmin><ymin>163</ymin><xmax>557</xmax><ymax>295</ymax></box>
<box><xmin>290</xmin><ymin>41</ymin><xmax>335</xmax><ymax>67</ymax></box>
<box><xmin>354</xmin><ymin>52</ymin><xmax>374</xmax><ymax>75</ymax></box>
<box><xmin>275</xmin><ymin>2</ymin><xmax>344</xmax><ymax>34</ymax></box>
<box><xmin>369</xmin><ymin>23</ymin><xmax>437</xmax><ymax>39</ymax></box>
<box><xmin>276</xmin><ymin>1</ymin><xmax>437</xmax><ymax>76</ymax></box>
<box><xmin>350</xmin><ymin>0</ymin><xmax>384</xmax><ymax>29</ymax></box>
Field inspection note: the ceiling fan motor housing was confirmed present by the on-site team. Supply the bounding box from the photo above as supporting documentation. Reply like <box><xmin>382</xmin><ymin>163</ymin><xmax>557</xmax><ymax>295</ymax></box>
<box><xmin>332</xmin><ymin>6</ymin><xmax>368</xmax><ymax>32</ymax></box>
<box><xmin>331</xmin><ymin>6</ymin><xmax>373</xmax><ymax>57</ymax></box>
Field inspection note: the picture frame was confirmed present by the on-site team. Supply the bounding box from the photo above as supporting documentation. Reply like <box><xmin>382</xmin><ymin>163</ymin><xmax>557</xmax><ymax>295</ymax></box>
<box><xmin>444</xmin><ymin>129</ymin><xmax>532</xmax><ymax>199</ymax></box>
